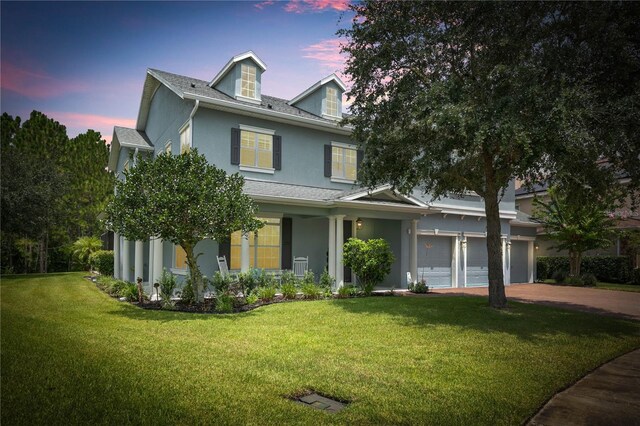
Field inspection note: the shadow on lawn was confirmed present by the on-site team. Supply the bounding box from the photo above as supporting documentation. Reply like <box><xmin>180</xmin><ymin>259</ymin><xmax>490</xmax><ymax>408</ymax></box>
<box><xmin>329</xmin><ymin>295</ymin><xmax>640</xmax><ymax>341</ymax></box>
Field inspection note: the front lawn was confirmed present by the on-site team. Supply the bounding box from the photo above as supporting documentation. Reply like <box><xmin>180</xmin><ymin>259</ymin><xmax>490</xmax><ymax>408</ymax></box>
<box><xmin>2</xmin><ymin>273</ymin><xmax>639</xmax><ymax>425</ymax></box>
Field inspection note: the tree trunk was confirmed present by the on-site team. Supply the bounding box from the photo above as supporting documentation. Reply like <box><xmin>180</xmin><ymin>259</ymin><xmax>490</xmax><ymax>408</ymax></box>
<box><xmin>183</xmin><ymin>242</ymin><xmax>203</xmax><ymax>303</ymax></box>
<box><xmin>484</xmin><ymin>190</ymin><xmax>507</xmax><ymax>309</ymax></box>
<box><xmin>569</xmin><ymin>250</ymin><xmax>582</xmax><ymax>277</ymax></box>
<box><xmin>38</xmin><ymin>235</ymin><xmax>47</xmax><ymax>273</ymax></box>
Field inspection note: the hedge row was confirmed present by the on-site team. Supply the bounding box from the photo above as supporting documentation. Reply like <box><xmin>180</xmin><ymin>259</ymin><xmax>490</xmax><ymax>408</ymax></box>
<box><xmin>90</xmin><ymin>250</ymin><xmax>114</xmax><ymax>276</ymax></box>
<box><xmin>536</xmin><ymin>256</ymin><xmax>633</xmax><ymax>283</ymax></box>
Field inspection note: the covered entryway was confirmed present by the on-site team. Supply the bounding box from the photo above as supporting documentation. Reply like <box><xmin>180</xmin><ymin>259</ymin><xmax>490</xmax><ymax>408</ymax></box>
<box><xmin>466</xmin><ymin>237</ymin><xmax>488</xmax><ymax>287</ymax></box>
<box><xmin>417</xmin><ymin>236</ymin><xmax>452</xmax><ymax>288</ymax></box>
<box><xmin>510</xmin><ymin>240</ymin><xmax>529</xmax><ymax>283</ymax></box>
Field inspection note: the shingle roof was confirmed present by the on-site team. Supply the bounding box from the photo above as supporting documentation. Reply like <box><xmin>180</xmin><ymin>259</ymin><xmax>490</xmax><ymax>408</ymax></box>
<box><xmin>243</xmin><ymin>179</ymin><xmax>347</xmax><ymax>202</ymax></box>
<box><xmin>113</xmin><ymin>126</ymin><xmax>153</xmax><ymax>150</ymax></box>
<box><xmin>149</xmin><ymin>69</ymin><xmax>347</xmax><ymax>124</ymax></box>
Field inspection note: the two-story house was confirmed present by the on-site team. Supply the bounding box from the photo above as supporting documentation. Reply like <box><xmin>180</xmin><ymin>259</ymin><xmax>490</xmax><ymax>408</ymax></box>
<box><xmin>108</xmin><ymin>51</ymin><xmax>537</xmax><ymax>292</ymax></box>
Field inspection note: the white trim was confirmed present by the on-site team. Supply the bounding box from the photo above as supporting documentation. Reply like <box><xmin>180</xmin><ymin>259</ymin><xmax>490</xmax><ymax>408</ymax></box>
<box><xmin>289</xmin><ymin>73</ymin><xmax>347</xmax><ymax>105</ymax></box>
<box><xmin>463</xmin><ymin>231</ymin><xmax>487</xmax><ymax>238</ymax></box>
<box><xmin>240</xmin><ymin>165</ymin><xmax>275</xmax><ymax>175</ymax></box>
<box><xmin>170</xmin><ymin>268</ymin><xmax>187</xmax><ymax>276</ymax></box>
<box><xmin>430</xmin><ymin>203</ymin><xmax>518</xmax><ymax>220</ymax></box>
<box><xmin>340</xmin><ymin>185</ymin><xmax>429</xmax><ymax>208</ymax></box>
<box><xmin>322</xmin><ymin>113</ymin><xmax>342</xmax><ymax>121</ymax></box>
<box><xmin>510</xmin><ymin>235</ymin><xmax>537</xmax><ymax>241</ymax></box>
<box><xmin>235</xmin><ymin>94</ymin><xmax>261</xmax><ymax>104</ymax></box>
<box><xmin>239</xmin><ymin>124</ymin><xmax>275</xmax><ymax>135</ymax></box>
<box><xmin>331</xmin><ymin>141</ymin><xmax>356</xmax><ymax>149</ymax></box>
<box><xmin>417</xmin><ymin>229</ymin><xmax>461</xmax><ymax>237</ymax></box>
<box><xmin>164</xmin><ymin>140</ymin><xmax>172</xmax><ymax>154</ymax></box>
<box><xmin>209</xmin><ymin>51</ymin><xmax>267</xmax><ymax>87</ymax></box>
<box><xmin>331</xmin><ymin>177</ymin><xmax>356</xmax><ymax>184</ymax></box>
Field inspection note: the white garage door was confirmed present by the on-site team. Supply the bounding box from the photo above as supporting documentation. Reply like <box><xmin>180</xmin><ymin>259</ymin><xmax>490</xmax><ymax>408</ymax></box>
<box><xmin>467</xmin><ymin>238</ymin><xmax>488</xmax><ymax>287</ymax></box>
<box><xmin>510</xmin><ymin>240</ymin><xmax>529</xmax><ymax>284</ymax></box>
<box><xmin>417</xmin><ymin>236</ymin><xmax>452</xmax><ymax>288</ymax></box>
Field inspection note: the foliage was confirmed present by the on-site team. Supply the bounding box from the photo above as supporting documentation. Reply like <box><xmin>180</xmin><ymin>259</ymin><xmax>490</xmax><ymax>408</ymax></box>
<box><xmin>280</xmin><ymin>281</ymin><xmax>298</xmax><ymax>300</ymax></box>
<box><xmin>158</xmin><ymin>269</ymin><xmax>178</xmax><ymax>309</ymax></box>
<box><xmin>72</xmin><ymin>236</ymin><xmax>103</xmax><ymax>270</ymax></box>
<box><xmin>337</xmin><ymin>284</ymin><xmax>358</xmax><ymax>298</ymax></box>
<box><xmin>89</xmin><ymin>250</ymin><xmax>114</xmax><ymax>276</ymax></box>
<box><xmin>215</xmin><ymin>293</ymin><xmax>234</xmax><ymax>313</ymax></box>
<box><xmin>245</xmin><ymin>293</ymin><xmax>258</xmax><ymax>305</ymax></box>
<box><xmin>95</xmin><ymin>276</ymin><xmax>130</xmax><ymax>297</ymax></box>
<box><xmin>537</xmin><ymin>256</ymin><xmax>632</xmax><ymax>284</ymax></box>
<box><xmin>236</xmin><ymin>269</ymin><xmax>260</xmax><ymax>297</ymax></box>
<box><xmin>256</xmin><ymin>286</ymin><xmax>277</xmax><ymax>302</ymax></box>
<box><xmin>106</xmin><ymin>149</ymin><xmax>262</xmax><ymax>302</ymax></box>
<box><xmin>301</xmin><ymin>270</ymin><xmax>315</xmax><ymax>286</ymax></box>
<box><xmin>633</xmin><ymin>269</ymin><xmax>640</xmax><ymax>286</ymax></box>
<box><xmin>533</xmin><ymin>187</ymin><xmax>615</xmax><ymax>277</ymax></box>
<box><xmin>408</xmin><ymin>281</ymin><xmax>429</xmax><ymax>294</ymax></box>
<box><xmin>319</xmin><ymin>268</ymin><xmax>334</xmax><ymax>290</ymax></box>
<box><xmin>339</xmin><ymin>2</ymin><xmax>640</xmax><ymax>307</ymax></box>
<box><xmin>301</xmin><ymin>282</ymin><xmax>322</xmax><ymax>300</ymax></box>
<box><xmin>565</xmin><ymin>276</ymin><xmax>584</xmax><ymax>287</ymax></box>
<box><xmin>343</xmin><ymin>238</ymin><xmax>394</xmax><ymax>296</ymax></box>
<box><xmin>211</xmin><ymin>271</ymin><xmax>232</xmax><ymax>294</ymax></box>
<box><xmin>180</xmin><ymin>277</ymin><xmax>196</xmax><ymax>304</ymax></box>
<box><xmin>256</xmin><ymin>270</ymin><xmax>277</xmax><ymax>289</ymax></box>
<box><xmin>581</xmin><ymin>274</ymin><xmax>598</xmax><ymax>287</ymax></box>
<box><xmin>280</xmin><ymin>270</ymin><xmax>297</xmax><ymax>287</ymax></box>
<box><xmin>552</xmin><ymin>270</ymin><xmax>568</xmax><ymax>284</ymax></box>
<box><xmin>119</xmin><ymin>282</ymin><xmax>139</xmax><ymax>302</ymax></box>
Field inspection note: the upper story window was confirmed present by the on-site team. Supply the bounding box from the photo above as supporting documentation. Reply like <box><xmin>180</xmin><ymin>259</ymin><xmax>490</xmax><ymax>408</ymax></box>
<box><xmin>332</xmin><ymin>145</ymin><xmax>357</xmax><ymax>181</ymax></box>
<box><xmin>241</xmin><ymin>130</ymin><xmax>272</xmax><ymax>169</ymax></box>
<box><xmin>164</xmin><ymin>140</ymin><xmax>172</xmax><ymax>155</ymax></box>
<box><xmin>230</xmin><ymin>217</ymin><xmax>281</xmax><ymax>270</ymax></box>
<box><xmin>241</xmin><ymin>64</ymin><xmax>256</xmax><ymax>99</ymax></box>
<box><xmin>180</xmin><ymin>124</ymin><xmax>191</xmax><ymax>154</ymax></box>
<box><xmin>174</xmin><ymin>245</ymin><xmax>187</xmax><ymax>270</ymax></box>
<box><xmin>326</xmin><ymin>87</ymin><xmax>339</xmax><ymax>117</ymax></box>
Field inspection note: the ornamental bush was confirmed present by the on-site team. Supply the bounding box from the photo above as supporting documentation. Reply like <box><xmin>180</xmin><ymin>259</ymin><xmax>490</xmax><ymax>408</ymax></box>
<box><xmin>537</xmin><ymin>256</ymin><xmax>631</xmax><ymax>283</ymax></box>
<box><xmin>343</xmin><ymin>238</ymin><xmax>395</xmax><ymax>295</ymax></box>
<box><xmin>90</xmin><ymin>250</ymin><xmax>114</xmax><ymax>276</ymax></box>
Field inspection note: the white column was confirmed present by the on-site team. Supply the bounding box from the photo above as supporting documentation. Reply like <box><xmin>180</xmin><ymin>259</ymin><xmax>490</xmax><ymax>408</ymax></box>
<box><xmin>122</xmin><ymin>239</ymin><xmax>131</xmax><ymax>282</ymax></box>
<box><xmin>153</xmin><ymin>238</ymin><xmax>163</xmax><ymax>285</ymax></box>
<box><xmin>241</xmin><ymin>232</ymin><xmax>250</xmax><ymax>272</ymax></box>
<box><xmin>452</xmin><ymin>235</ymin><xmax>460</xmax><ymax>288</ymax></box>
<box><xmin>502</xmin><ymin>237</ymin><xmax>509</xmax><ymax>286</ymax></box>
<box><xmin>328</xmin><ymin>216</ymin><xmax>336</xmax><ymax>281</ymax></box>
<box><xmin>335</xmin><ymin>215</ymin><xmax>345</xmax><ymax>289</ymax></box>
<box><xmin>410</xmin><ymin>219</ymin><xmax>418</xmax><ymax>286</ymax></box>
<box><xmin>135</xmin><ymin>240</ymin><xmax>144</xmax><ymax>283</ymax></box>
<box><xmin>113</xmin><ymin>232</ymin><xmax>121</xmax><ymax>279</ymax></box>
<box><xmin>527</xmin><ymin>241</ymin><xmax>534</xmax><ymax>283</ymax></box>
<box><xmin>506</xmin><ymin>240</ymin><xmax>512</xmax><ymax>285</ymax></box>
<box><xmin>462</xmin><ymin>237</ymin><xmax>468</xmax><ymax>287</ymax></box>
<box><xmin>148</xmin><ymin>239</ymin><xmax>154</xmax><ymax>292</ymax></box>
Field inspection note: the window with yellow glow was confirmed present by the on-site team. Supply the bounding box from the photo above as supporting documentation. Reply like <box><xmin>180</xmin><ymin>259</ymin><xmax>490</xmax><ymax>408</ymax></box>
<box><xmin>180</xmin><ymin>125</ymin><xmax>190</xmax><ymax>154</ymax></box>
<box><xmin>230</xmin><ymin>217</ymin><xmax>281</xmax><ymax>270</ymax></box>
<box><xmin>332</xmin><ymin>146</ymin><xmax>357</xmax><ymax>181</ymax></box>
<box><xmin>241</xmin><ymin>64</ymin><xmax>256</xmax><ymax>98</ymax></box>
<box><xmin>174</xmin><ymin>245</ymin><xmax>187</xmax><ymax>269</ymax></box>
<box><xmin>240</xmin><ymin>130</ymin><xmax>272</xmax><ymax>169</ymax></box>
<box><xmin>326</xmin><ymin>87</ymin><xmax>338</xmax><ymax>117</ymax></box>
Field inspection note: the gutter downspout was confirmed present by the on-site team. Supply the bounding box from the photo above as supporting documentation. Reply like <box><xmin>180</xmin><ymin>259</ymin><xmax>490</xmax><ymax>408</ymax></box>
<box><xmin>189</xmin><ymin>100</ymin><xmax>200</xmax><ymax>150</ymax></box>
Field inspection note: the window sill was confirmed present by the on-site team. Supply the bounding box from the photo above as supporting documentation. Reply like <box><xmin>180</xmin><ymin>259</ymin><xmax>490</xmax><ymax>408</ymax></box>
<box><xmin>322</xmin><ymin>113</ymin><xmax>342</xmax><ymax>121</ymax></box>
<box><xmin>331</xmin><ymin>177</ymin><xmax>356</xmax><ymax>184</ymax></box>
<box><xmin>240</xmin><ymin>165</ymin><xmax>275</xmax><ymax>175</ymax></box>
<box><xmin>235</xmin><ymin>94</ymin><xmax>261</xmax><ymax>105</ymax></box>
<box><xmin>170</xmin><ymin>268</ymin><xmax>187</xmax><ymax>276</ymax></box>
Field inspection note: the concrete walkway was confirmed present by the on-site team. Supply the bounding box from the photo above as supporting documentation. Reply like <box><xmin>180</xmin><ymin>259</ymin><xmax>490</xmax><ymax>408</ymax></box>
<box><xmin>432</xmin><ymin>283</ymin><xmax>640</xmax><ymax>321</ymax></box>
<box><xmin>528</xmin><ymin>349</ymin><xmax>640</xmax><ymax>426</ymax></box>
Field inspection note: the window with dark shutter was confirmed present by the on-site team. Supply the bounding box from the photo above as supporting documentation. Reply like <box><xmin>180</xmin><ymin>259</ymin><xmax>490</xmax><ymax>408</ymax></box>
<box><xmin>281</xmin><ymin>217</ymin><xmax>292</xmax><ymax>270</ymax></box>
<box><xmin>273</xmin><ymin>135</ymin><xmax>282</xmax><ymax>170</ymax></box>
<box><xmin>357</xmin><ymin>149</ymin><xmax>364</xmax><ymax>179</ymax></box>
<box><xmin>324</xmin><ymin>144</ymin><xmax>332</xmax><ymax>177</ymax></box>
<box><xmin>230</xmin><ymin>128</ymin><xmax>240</xmax><ymax>165</ymax></box>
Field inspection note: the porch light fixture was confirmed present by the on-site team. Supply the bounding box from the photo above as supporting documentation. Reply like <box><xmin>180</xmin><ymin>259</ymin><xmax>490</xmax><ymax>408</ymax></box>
<box><xmin>534</xmin><ymin>243</ymin><xmax>539</xmax><ymax>250</ymax></box>
<box><xmin>460</xmin><ymin>239</ymin><xmax>467</xmax><ymax>248</ymax></box>
<box><xmin>356</xmin><ymin>218</ymin><xmax>363</xmax><ymax>230</ymax></box>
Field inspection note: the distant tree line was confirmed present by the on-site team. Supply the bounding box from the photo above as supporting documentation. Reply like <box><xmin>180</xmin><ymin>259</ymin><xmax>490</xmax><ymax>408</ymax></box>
<box><xmin>1</xmin><ymin>111</ymin><xmax>114</xmax><ymax>273</ymax></box>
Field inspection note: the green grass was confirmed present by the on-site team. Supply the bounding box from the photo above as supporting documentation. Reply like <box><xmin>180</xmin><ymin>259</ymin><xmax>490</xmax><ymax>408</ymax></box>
<box><xmin>543</xmin><ymin>278</ymin><xmax>640</xmax><ymax>292</ymax></box>
<box><xmin>2</xmin><ymin>273</ymin><xmax>639</xmax><ymax>425</ymax></box>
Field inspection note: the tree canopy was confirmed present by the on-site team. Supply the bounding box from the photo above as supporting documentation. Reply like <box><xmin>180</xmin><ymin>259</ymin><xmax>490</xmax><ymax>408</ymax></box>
<box><xmin>106</xmin><ymin>149</ymin><xmax>263</xmax><ymax>302</ymax></box>
<box><xmin>339</xmin><ymin>1</ymin><xmax>640</xmax><ymax>307</ymax></box>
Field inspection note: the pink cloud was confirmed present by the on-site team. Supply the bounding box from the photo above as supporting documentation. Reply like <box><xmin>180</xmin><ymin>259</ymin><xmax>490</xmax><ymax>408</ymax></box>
<box><xmin>301</xmin><ymin>38</ymin><xmax>346</xmax><ymax>72</ymax></box>
<box><xmin>46</xmin><ymin>111</ymin><xmax>135</xmax><ymax>144</ymax></box>
<box><xmin>1</xmin><ymin>62</ymin><xmax>88</xmax><ymax>99</ymax></box>
<box><xmin>254</xmin><ymin>1</ymin><xmax>275</xmax><ymax>10</ymax></box>
<box><xmin>284</xmin><ymin>0</ymin><xmax>350</xmax><ymax>13</ymax></box>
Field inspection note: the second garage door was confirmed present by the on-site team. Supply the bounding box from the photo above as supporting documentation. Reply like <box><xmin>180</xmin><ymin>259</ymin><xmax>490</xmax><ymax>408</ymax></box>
<box><xmin>417</xmin><ymin>236</ymin><xmax>452</xmax><ymax>288</ymax></box>
<box><xmin>466</xmin><ymin>238</ymin><xmax>488</xmax><ymax>287</ymax></box>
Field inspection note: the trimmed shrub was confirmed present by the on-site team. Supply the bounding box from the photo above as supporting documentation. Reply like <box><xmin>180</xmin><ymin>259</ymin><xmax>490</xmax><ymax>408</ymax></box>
<box><xmin>280</xmin><ymin>270</ymin><xmax>297</xmax><ymax>287</ymax></box>
<box><xmin>158</xmin><ymin>269</ymin><xmax>177</xmax><ymax>309</ymax></box>
<box><xmin>90</xmin><ymin>250</ymin><xmax>114</xmax><ymax>276</ymax></box>
<box><xmin>301</xmin><ymin>282</ymin><xmax>322</xmax><ymax>299</ymax></box>
<box><xmin>581</xmin><ymin>273</ymin><xmax>597</xmax><ymax>286</ymax></box>
<box><xmin>551</xmin><ymin>269</ymin><xmax>568</xmax><ymax>284</ymax></box>
<box><xmin>215</xmin><ymin>293</ymin><xmax>234</xmax><ymax>313</ymax></box>
<box><xmin>337</xmin><ymin>284</ymin><xmax>358</xmax><ymax>298</ymax></box>
<box><xmin>211</xmin><ymin>271</ymin><xmax>232</xmax><ymax>294</ymax></box>
<box><xmin>120</xmin><ymin>282</ymin><xmax>139</xmax><ymax>301</ymax></box>
<box><xmin>343</xmin><ymin>238</ymin><xmax>395</xmax><ymax>296</ymax></box>
<box><xmin>565</xmin><ymin>276</ymin><xmax>584</xmax><ymax>286</ymax></box>
<box><xmin>537</xmin><ymin>256</ymin><xmax>631</xmax><ymax>283</ymax></box>
<box><xmin>408</xmin><ymin>281</ymin><xmax>429</xmax><ymax>293</ymax></box>
<box><xmin>280</xmin><ymin>281</ymin><xmax>297</xmax><ymax>299</ymax></box>
<box><xmin>319</xmin><ymin>269</ymin><xmax>334</xmax><ymax>290</ymax></box>
<box><xmin>633</xmin><ymin>268</ymin><xmax>640</xmax><ymax>286</ymax></box>
<box><xmin>256</xmin><ymin>286</ymin><xmax>277</xmax><ymax>302</ymax></box>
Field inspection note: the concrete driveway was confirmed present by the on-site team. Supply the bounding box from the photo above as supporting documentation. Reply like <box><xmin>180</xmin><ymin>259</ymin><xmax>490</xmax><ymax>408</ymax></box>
<box><xmin>432</xmin><ymin>284</ymin><xmax>640</xmax><ymax>321</ymax></box>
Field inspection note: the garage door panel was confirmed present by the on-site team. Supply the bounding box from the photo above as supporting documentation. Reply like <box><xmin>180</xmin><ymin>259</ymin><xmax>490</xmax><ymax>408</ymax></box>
<box><xmin>510</xmin><ymin>240</ymin><xmax>528</xmax><ymax>283</ymax></box>
<box><xmin>467</xmin><ymin>238</ymin><xmax>488</xmax><ymax>286</ymax></box>
<box><xmin>418</xmin><ymin>236</ymin><xmax>452</xmax><ymax>288</ymax></box>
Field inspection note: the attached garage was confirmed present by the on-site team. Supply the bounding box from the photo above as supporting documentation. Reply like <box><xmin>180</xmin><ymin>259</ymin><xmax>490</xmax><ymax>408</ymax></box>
<box><xmin>510</xmin><ymin>240</ymin><xmax>529</xmax><ymax>283</ymax></box>
<box><xmin>417</xmin><ymin>236</ymin><xmax>452</xmax><ymax>288</ymax></box>
<box><xmin>466</xmin><ymin>237</ymin><xmax>488</xmax><ymax>287</ymax></box>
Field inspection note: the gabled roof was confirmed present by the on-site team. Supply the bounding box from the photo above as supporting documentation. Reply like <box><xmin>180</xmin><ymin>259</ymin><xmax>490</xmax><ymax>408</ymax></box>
<box><xmin>338</xmin><ymin>185</ymin><xmax>429</xmax><ymax>207</ymax></box>
<box><xmin>107</xmin><ymin>126</ymin><xmax>153</xmax><ymax>172</ymax></box>
<box><xmin>289</xmin><ymin>73</ymin><xmax>347</xmax><ymax>106</ymax></box>
<box><xmin>208</xmin><ymin>51</ymin><xmax>267</xmax><ymax>88</ymax></box>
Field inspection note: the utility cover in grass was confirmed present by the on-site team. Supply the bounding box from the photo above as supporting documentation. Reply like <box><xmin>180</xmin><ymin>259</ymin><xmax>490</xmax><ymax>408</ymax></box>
<box><xmin>292</xmin><ymin>392</ymin><xmax>347</xmax><ymax>413</ymax></box>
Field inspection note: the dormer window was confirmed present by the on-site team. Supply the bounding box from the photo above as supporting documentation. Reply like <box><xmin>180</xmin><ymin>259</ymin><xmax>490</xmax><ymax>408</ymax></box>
<box><xmin>326</xmin><ymin>87</ymin><xmax>339</xmax><ymax>117</ymax></box>
<box><xmin>241</xmin><ymin>64</ymin><xmax>257</xmax><ymax>99</ymax></box>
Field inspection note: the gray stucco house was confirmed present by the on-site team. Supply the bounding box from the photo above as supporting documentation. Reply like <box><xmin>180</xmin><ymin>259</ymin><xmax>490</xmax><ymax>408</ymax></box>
<box><xmin>108</xmin><ymin>51</ymin><xmax>537</xmax><ymax>292</ymax></box>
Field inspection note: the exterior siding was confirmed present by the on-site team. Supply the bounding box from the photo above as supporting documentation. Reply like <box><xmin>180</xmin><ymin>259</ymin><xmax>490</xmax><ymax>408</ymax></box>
<box><xmin>145</xmin><ymin>85</ymin><xmax>193</xmax><ymax>155</ymax></box>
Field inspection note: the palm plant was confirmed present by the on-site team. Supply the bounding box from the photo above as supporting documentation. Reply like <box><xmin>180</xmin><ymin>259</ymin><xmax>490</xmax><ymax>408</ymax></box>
<box><xmin>72</xmin><ymin>236</ymin><xmax>103</xmax><ymax>270</ymax></box>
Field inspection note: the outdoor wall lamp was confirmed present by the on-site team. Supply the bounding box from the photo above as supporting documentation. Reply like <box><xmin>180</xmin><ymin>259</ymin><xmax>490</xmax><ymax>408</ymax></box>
<box><xmin>356</xmin><ymin>218</ymin><xmax>363</xmax><ymax>230</ymax></box>
<box><xmin>534</xmin><ymin>243</ymin><xmax>540</xmax><ymax>250</ymax></box>
<box><xmin>460</xmin><ymin>239</ymin><xmax>467</xmax><ymax>248</ymax></box>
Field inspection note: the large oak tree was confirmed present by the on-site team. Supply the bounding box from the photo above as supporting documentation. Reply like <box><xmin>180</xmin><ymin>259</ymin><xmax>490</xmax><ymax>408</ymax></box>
<box><xmin>340</xmin><ymin>1</ymin><xmax>639</xmax><ymax>308</ymax></box>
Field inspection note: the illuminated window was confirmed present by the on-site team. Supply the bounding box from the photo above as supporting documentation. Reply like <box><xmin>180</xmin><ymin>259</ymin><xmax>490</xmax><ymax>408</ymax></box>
<box><xmin>326</xmin><ymin>87</ymin><xmax>338</xmax><ymax>117</ymax></box>
<box><xmin>164</xmin><ymin>141</ymin><xmax>172</xmax><ymax>154</ymax></box>
<box><xmin>174</xmin><ymin>245</ymin><xmax>187</xmax><ymax>270</ymax></box>
<box><xmin>240</xmin><ymin>130</ymin><xmax>272</xmax><ymax>169</ymax></box>
<box><xmin>241</xmin><ymin>64</ymin><xmax>256</xmax><ymax>98</ymax></box>
<box><xmin>123</xmin><ymin>160</ymin><xmax>130</xmax><ymax>171</ymax></box>
<box><xmin>230</xmin><ymin>217</ymin><xmax>281</xmax><ymax>270</ymax></box>
<box><xmin>332</xmin><ymin>146</ymin><xmax>357</xmax><ymax>181</ymax></box>
<box><xmin>180</xmin><ymin>124</ymin><xmax>191</xmax><ymax>154</ymax></box>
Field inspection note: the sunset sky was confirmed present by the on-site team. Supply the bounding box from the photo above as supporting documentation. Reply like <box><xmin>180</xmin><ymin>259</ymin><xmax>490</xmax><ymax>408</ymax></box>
<box><xmin>1</xmin><ymin>1</ymin><xmax>354</xmax><ymax>143</ymax></box>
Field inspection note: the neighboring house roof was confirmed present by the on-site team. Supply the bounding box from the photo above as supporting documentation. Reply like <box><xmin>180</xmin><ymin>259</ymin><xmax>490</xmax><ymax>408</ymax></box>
<box><xmin>208</xmin><ymin>51</ymin><xmax>267</xmax><ymax>88</ymax></box>
<box><xmin>137</xmin><ymin>68</ymin><xmax>351</xmax><ymax>134</ymax></box>
<box><xmin>108</xmin><ymin>126</ymin><xmax>153</xmax><ymax>172</ymax></box>
<box><xmin>289</xmin><ymin>73</ymin><xmax>347</xmax><ymax>106</ymax></box>
<box><xmin>509</xmin><ymin>210</ymin><xmax>539</xmax><ymax>228</ymax></box>
<box><xmin>515</xmin><ymin>183</ymin><xmax>548</xmax><ymax>197</ymax></box>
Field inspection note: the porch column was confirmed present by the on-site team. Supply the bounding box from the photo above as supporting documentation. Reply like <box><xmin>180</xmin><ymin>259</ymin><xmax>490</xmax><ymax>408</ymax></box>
<box><xmin>502</xmin><ymin>237</ymin><xmax>509</xmax><ymax>286</ymax></box>
<box><xmin>122</xmin><ymin>239</ymin><xmax>131</xmax><ymax>282</ymax></box>
<box><xmin>241</xmin><ymin>232</ymin><xmax>250</xmax><ymax>272</ymax></box>
<box><xmin>153</xmin><ymin>238</ymin><xmax>163</xmax><ymax>286</ymax></box>
<box><xmin>148</xmin><ymin>239</ymin><xmax>154</xmax><ymax>292</ymax></box>
<box><xmin>527</xmin><ymin>240</ymin><xmax>534</xmax><ymax>283</ymax></box>
<box><xmin>452</xmin><ymin>235</ymin><xmax>460</xmax><ymax>288</ymax></box>
<box><xmin>461</xmin><ymin>237</ymin><xmax>468</xmax><ymax>287</ymax></box>
<box><xmin>410</xmin><ymin>219</ymin><xmax>418</xmax><ymax>286</ymax></box>
<box><xmin>328</xmin><ymin>216</ymin><xmax>336</xmax><ymax>281</ymax></box>
<box><xmin>134</xmin><ymin>240</ymin><xmax>144</xmax><ymax>283</ymax></box>
<box><xmin>113</xmin><ymin>232</ymin><xmax>121</xmax><ymax>279</ymax></box>
<box><xmin>335</xmin><ymin>215</ymin><xmax>345</xmax><ymax>289</ymax></box>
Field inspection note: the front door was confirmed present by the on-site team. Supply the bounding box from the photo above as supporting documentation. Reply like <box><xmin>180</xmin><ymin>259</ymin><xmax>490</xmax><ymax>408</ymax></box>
<box><xmin>344</xmin><ymin>220</ymin><xmax>352</xmax><ymax>283</ymax></box>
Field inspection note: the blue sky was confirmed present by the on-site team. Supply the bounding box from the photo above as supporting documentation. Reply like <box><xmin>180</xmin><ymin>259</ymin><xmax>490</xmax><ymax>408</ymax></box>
<box><xmin>1</xmin><ymin>1</ymin><xmax>353</xmax><ymax>142</ymax></box>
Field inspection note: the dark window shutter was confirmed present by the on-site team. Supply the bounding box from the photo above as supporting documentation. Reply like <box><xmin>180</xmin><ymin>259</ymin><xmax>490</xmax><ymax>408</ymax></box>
<box><xmin>230</xmin><ymin>128</ymin><xmax>240</xmax><ymax>165</ymax></box>
<box><xmin>281</xmin><ymin>217</ymin><xmax>292</xmax><ymax>270</ymax></box>
<box><xmin>219</xmin><ymin>239</ymin><xmax>231</xmax><ymax>266</ymax></box>
<box><xmin>357</xmin><ymin>149</ymin><xmax>364</xmax><ymax>179</ymax></box>
<box><xmin>273</xmin><ymin>135</ymin><xmax>282</xmax><ymax>170</ymax></box>
<box><xmin>324</xmin><ymin>144</ymin><xmax>332</xmax><ymax>177</ymax></box>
